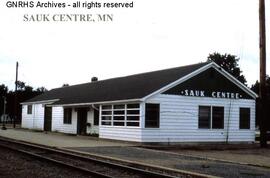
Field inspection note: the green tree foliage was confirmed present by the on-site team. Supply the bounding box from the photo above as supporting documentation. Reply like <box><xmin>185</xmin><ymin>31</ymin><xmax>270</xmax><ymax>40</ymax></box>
<box><xmin>207</xmin><ymin>52</ymin><xmax>247</xmax><ymax>85</ymax></box>
<box><xmin>36</xmin><ymin>87</ymin><xmax>47</xmax><ymax>93</ymax></box>
<box><xmin>251</xmin><ymin>76</ymin><xmax>270</xmax><ymax>96</ymax></box>
<box><xmin>62</xmin><ymin>83</ymin><xmax>69</xmax><ymax>87</ymax></box>
<box><xmin>251</xmin><ymin>76</ymin><xmax>270</xmax><ymax>127</ymax></box>
<box><xmin>0</xmin><ymin>82</ymin><xmax>47</xmax><ymax>124</ymax></box>
<box><xmin>16</xmin><ymin>80</ymin><xmax>26</xmax><ymax>90</ymax></box>
<box><xmin>0</xmin><ymin>84</ymin><xmax>8</xmax><ymax>96</ymax></box>
<box><xmin>0</xmin><ymin>84</ymin><xmax>8</xmax><ymax>115</ymax></box>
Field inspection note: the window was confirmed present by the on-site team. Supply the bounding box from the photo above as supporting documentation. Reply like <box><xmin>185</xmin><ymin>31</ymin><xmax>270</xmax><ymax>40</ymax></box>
<box><xmin>126</xmin><ymin>104</ymin><xmax>140</xmax><ymax>126</ymax></box>
<box><xmin>145</xmin><ymin>103</ymin><xmax>160</xmax><ymax>128</ymax></box>
<box><xmin>198</xmin><ymin>106</ymin><xmax>211</xmax><ymax>129</ymax></box>
<box><xmin>63</xmin><ymin>108</ymin><xmax>72</xmax><ymax>124</ymax></box>
<box><xmin>212</xmin><ymin>107</ymin><xmax>224</xmax><ymax>129</ymax></box>
<box><xmin>27</xmin><ymin>105</ymin><xmax>32</xmax><ymax>114</ymax></box>
<box><xmin>239</xmin><ymin>108</ymin><xmax>250</xmax><ymax>129</ymax></box>
<box><xmin>101</xmin><ymin>105</ymin><xmax>112</xmax><ymax>126</ymax></box>
<box><xmin>94</xmin><ymin>109</ymin><xmax>99</xmax><ymax>126</ymax></box>
<box><xmin>100</xmin><ymin>104</ymin><xmax>140</xmax><ymax>127</ymax></box>
<box><xmin>198</xmin><ymin>106</ymin><xmax>224</xmax><ymax>129</ymax></box>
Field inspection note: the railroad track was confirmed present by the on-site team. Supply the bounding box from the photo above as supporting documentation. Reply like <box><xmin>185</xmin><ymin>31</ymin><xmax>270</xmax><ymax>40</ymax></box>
<box><xmin>0</xmin><ymin>137</ymin><xmax>195</xmax><ymax>178</ymax></box>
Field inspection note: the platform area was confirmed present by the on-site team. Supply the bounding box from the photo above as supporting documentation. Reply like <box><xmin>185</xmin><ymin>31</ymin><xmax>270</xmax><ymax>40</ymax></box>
<box><xmin>0</xmin><ymin>128</ymin><xmax>135</xmax><ymax>147</ymax></box>
<box><xmin>1</xmin><ymin>128</ymin><xmax>270</xmax><ymax>177</ymax></box>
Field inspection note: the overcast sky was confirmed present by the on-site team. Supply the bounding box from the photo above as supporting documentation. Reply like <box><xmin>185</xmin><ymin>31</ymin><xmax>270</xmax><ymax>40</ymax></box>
<box><xmin>0</xmin><ymin>0</ymin><xmax>269</xmax><ymax>90</ymax></box>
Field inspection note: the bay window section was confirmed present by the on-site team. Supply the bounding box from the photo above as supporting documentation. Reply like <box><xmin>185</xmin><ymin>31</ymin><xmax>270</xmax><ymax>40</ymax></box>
<box><xmin>101</xmin><ymin>105</ymin><xmax>112</xmax><ymax>126</ymax></box>
<box><xmin>113</xmin><ymin>104</ymin><xmax>125</xmax><ymax>126</ymax></box>
<box><xmin>126</xmin><ymin>104</ymin><xmax>140</xmax><ymax>126</ymax></box>
<box><xmin>101</xmin><ymin>104</ymin><xmax>140</xmax><ymax>127</ymax></box>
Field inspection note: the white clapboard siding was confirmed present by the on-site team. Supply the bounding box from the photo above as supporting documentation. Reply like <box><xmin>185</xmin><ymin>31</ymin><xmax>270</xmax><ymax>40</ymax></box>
<box><xmin>21</xmin><ymin>104</ymin><xmax>33</xmax><ymax>129</ymax></box>
<box><xmin>99</xmin><ymin>127</ymin><xmax>141</xmax><ymax>142</ymax></box>
<box><xmin>51</xmin><ymin>107</ymin><xmax>77</xmax><ymax>134</ymax></box>
<box><xmin>21</xmin><ymin>104</ymin><xmax>44</xmax><ymax>130</ymax></box>
<box><xmin>141</xmin><ymin>94</ymin><xmax>255</xmax><ymax>143</ymax></box>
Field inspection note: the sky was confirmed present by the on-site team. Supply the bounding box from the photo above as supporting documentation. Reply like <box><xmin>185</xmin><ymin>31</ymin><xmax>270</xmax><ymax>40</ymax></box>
<box><xmin>0</xmin><ymin>0</ymin><xmax>269</xmax><ymax>91</ymax></box>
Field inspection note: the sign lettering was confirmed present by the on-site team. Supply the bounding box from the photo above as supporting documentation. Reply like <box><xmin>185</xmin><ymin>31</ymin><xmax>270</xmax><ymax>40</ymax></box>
<box><xmin>180</xmin><ymin>89</ymin><xmax>242</xmax><ymax>99</ymax></box>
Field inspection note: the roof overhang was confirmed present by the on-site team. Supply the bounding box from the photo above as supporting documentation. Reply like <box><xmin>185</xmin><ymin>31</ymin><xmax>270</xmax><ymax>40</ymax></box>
<box><xmin>211</xmin><ymin>62</ymin><xmax>258</xmax><ymax>99</ymax></box>
<box><xmin>20</xmin><ymin>99</ymin><xmax>60</xmax><ymax>105</ymax></box>
<box><xmin>48</xmin><ymin>98</ymin><xmax>143</xmax><ymax>107</ymax></box>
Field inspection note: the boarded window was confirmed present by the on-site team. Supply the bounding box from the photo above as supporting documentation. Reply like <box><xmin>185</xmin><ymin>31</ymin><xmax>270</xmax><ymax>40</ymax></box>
<box><xmin>212</xmin><ymin>107</ymin><xmax>224</xmax><ymax>129</ymax></box>
<box><xmin>27</xmin><ymin>105</ymin><xmax>32</xmax><ymax>115</ymax></box>
<box><xmin>198</xmin><ymin>106</ymin><xmax>211</xmax><ymax>129</ymax></box>
<box><xmin>63</xmin><ymin>108</ymin><xmax>72</xmax><ymax>124</ymax></box>
<box><xmin>94</xmin><ymin>109</ymin><xmax>99</xmax><ymax>126</ymax></box>
<box><xmin>239</xmin><ymin>108</ymin><xmax>250</xmax><ymax>129</ymax></box>
<box><xmin>145</xmin><ymin>103</ymin><xmax>160</xmax><ymax>128</ymax></box>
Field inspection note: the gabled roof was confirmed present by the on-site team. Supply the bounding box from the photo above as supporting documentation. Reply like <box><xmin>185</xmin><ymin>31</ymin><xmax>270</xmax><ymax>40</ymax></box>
<box><xmin>22</xmin><ymin>62</ymin><xmax>211</xmax><ymax>105</ymax></box>
<box><xmin>22</xmin><ymin>61</ymin><xmax>257</xmax><ymax>105</ymax></box>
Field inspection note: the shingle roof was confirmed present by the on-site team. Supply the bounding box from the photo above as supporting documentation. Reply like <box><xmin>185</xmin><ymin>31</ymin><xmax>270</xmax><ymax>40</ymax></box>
<box><xmin>24</xmin><ymin>62</ymin><xmax>210</xmax><ymax>105</ymax></box>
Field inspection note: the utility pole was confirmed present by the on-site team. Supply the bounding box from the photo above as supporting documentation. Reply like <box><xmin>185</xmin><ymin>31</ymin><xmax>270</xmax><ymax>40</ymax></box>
<box><xmin>259</xmin><ymin>0</ymin><xmax>267</xmax><ymax>148</ymax></box>
<box><xmin>14</xmin><ymin>62</ymin><xmax>18</xmax><ymax>128</ymax></box>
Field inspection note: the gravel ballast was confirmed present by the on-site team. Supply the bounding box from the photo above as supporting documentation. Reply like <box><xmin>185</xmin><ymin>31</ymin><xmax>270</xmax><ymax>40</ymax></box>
<box><xmin>0</xmin><ymin>146</ymin><xmax>92</xmax><ymax>178</ymax></box>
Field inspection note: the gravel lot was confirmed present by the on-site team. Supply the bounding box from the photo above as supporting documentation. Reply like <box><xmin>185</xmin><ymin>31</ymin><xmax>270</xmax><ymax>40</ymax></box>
<box><xmin>70</xmin><ymin>146</ymin><xmax>270</xmax><ymax>178</ymax></box>
<box><xmin>0</xmin><ymin>147</ymin><xmax>92</xmax><ymax>178</ymax></box>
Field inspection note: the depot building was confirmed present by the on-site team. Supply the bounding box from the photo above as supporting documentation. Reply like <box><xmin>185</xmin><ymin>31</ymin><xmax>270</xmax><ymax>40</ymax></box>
<box><xmin>21</xmin><ymin>62</ymin><xmax>257</xmax><ymax>143</ymax></box>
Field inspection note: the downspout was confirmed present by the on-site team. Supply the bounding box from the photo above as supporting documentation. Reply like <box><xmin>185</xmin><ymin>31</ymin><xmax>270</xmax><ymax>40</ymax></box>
<box><xmin>226</xmin><ymin>100</ymin><xmax>232</xmax><ymax>143</ymax></box>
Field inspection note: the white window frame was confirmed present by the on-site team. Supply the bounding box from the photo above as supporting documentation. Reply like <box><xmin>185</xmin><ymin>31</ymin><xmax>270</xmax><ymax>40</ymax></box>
<box><xmin>101</xmin><ymin>103</ymin><xmax>140</xmax><ymax>127</ymax></box>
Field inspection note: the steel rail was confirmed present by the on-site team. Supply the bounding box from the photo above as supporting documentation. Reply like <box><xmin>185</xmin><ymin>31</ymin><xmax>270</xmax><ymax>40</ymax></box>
<box><xmin>0</xmin><ymin>137</ymin><xmax>180</xmax><ymax>178</ymax></box>
<box><xmin>0</xmin><ymin>143</ymin><xmax>113</xmax><ymax>178</ymax></box>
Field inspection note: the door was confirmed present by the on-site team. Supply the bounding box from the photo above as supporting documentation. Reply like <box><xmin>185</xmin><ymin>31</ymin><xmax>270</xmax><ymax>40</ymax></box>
<box><xmin>77</xmin><ymin>108</ymin><xmax>88</xmax><ymax>135</ymax></box>
<box><xmin>44</xmin><ymin>106</ymin><xmax>52</xmax><ymax>131</ymax></box>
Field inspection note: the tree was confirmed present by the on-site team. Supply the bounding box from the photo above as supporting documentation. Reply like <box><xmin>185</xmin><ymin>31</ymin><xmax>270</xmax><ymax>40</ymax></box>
<box><xmin>36</xmin><ymin>87</ymin><xmax>47</xmax><ymax>93</ymax></box>
<box><xmin>0</xmin><ymin>84</ymin><xmax>8</xmax><ymax>117</ymax></box>
<box><xmin>207</xmin><ymin>52</ymin><xmax>247</xmax><ymax>85</ymax></box>
<box><xmin>62</xmin><ymin>83</ymin><xmax>69</xmax><ymax>87</ymax></box>
<box><xmin>16</xmin><ymin>81</ymin><xmax>26</xmax><ymax>90</ymax></box>
<box><xmin>24</xmin><ymin>86</ymin><xmax>33</xmax><ymax>92</ymax></box>
<box><xmin>251</xmin><ymin>76</ymin><xmax>270</xmax><ymax>128</ymax></box>
<box><xmin>0</xmin><ymin>84</ymin><xmax>8</xmax><ymax>96</ymax></box>
<box><xmin>0</xmin><ymin>81</ymin><xmax>47</xmax><ymax>124</ymax></box>
<box><xmin>251</xmin><ymin>76</ymin><xmax>270</xmax><ymax>96</ymax></box>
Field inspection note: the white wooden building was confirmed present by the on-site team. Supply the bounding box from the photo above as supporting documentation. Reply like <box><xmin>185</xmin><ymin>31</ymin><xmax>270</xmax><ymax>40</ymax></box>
<box><xmin>21</xmin><ymin>62</ymin><xmax>257</xmax><ymax>143</ymax></box>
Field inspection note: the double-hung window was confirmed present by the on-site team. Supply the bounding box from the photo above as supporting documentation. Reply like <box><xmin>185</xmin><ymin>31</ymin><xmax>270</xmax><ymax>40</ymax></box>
<box><xmin>145</xmin><ymin>103</ymin><xmax>160</xmax><ymax>128</ymax></box>
<box><xmin>63</xmin><ymin>108</ymin><xmax>72</xmax><ymax>124</ymax></box>
<box><xmin>198</xmin><ymin>106</ymin><xmax>224</xmax><ymax>129</ymax></box>
<box><xmin>27</xmin><ymin>105</ymin><xmax>32</xmax><ymax>115</ymax></box>
<box><xmin>239</xmin><ymin>108</ymin><xmax>250</xmax><ymax>129</ymax></box>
